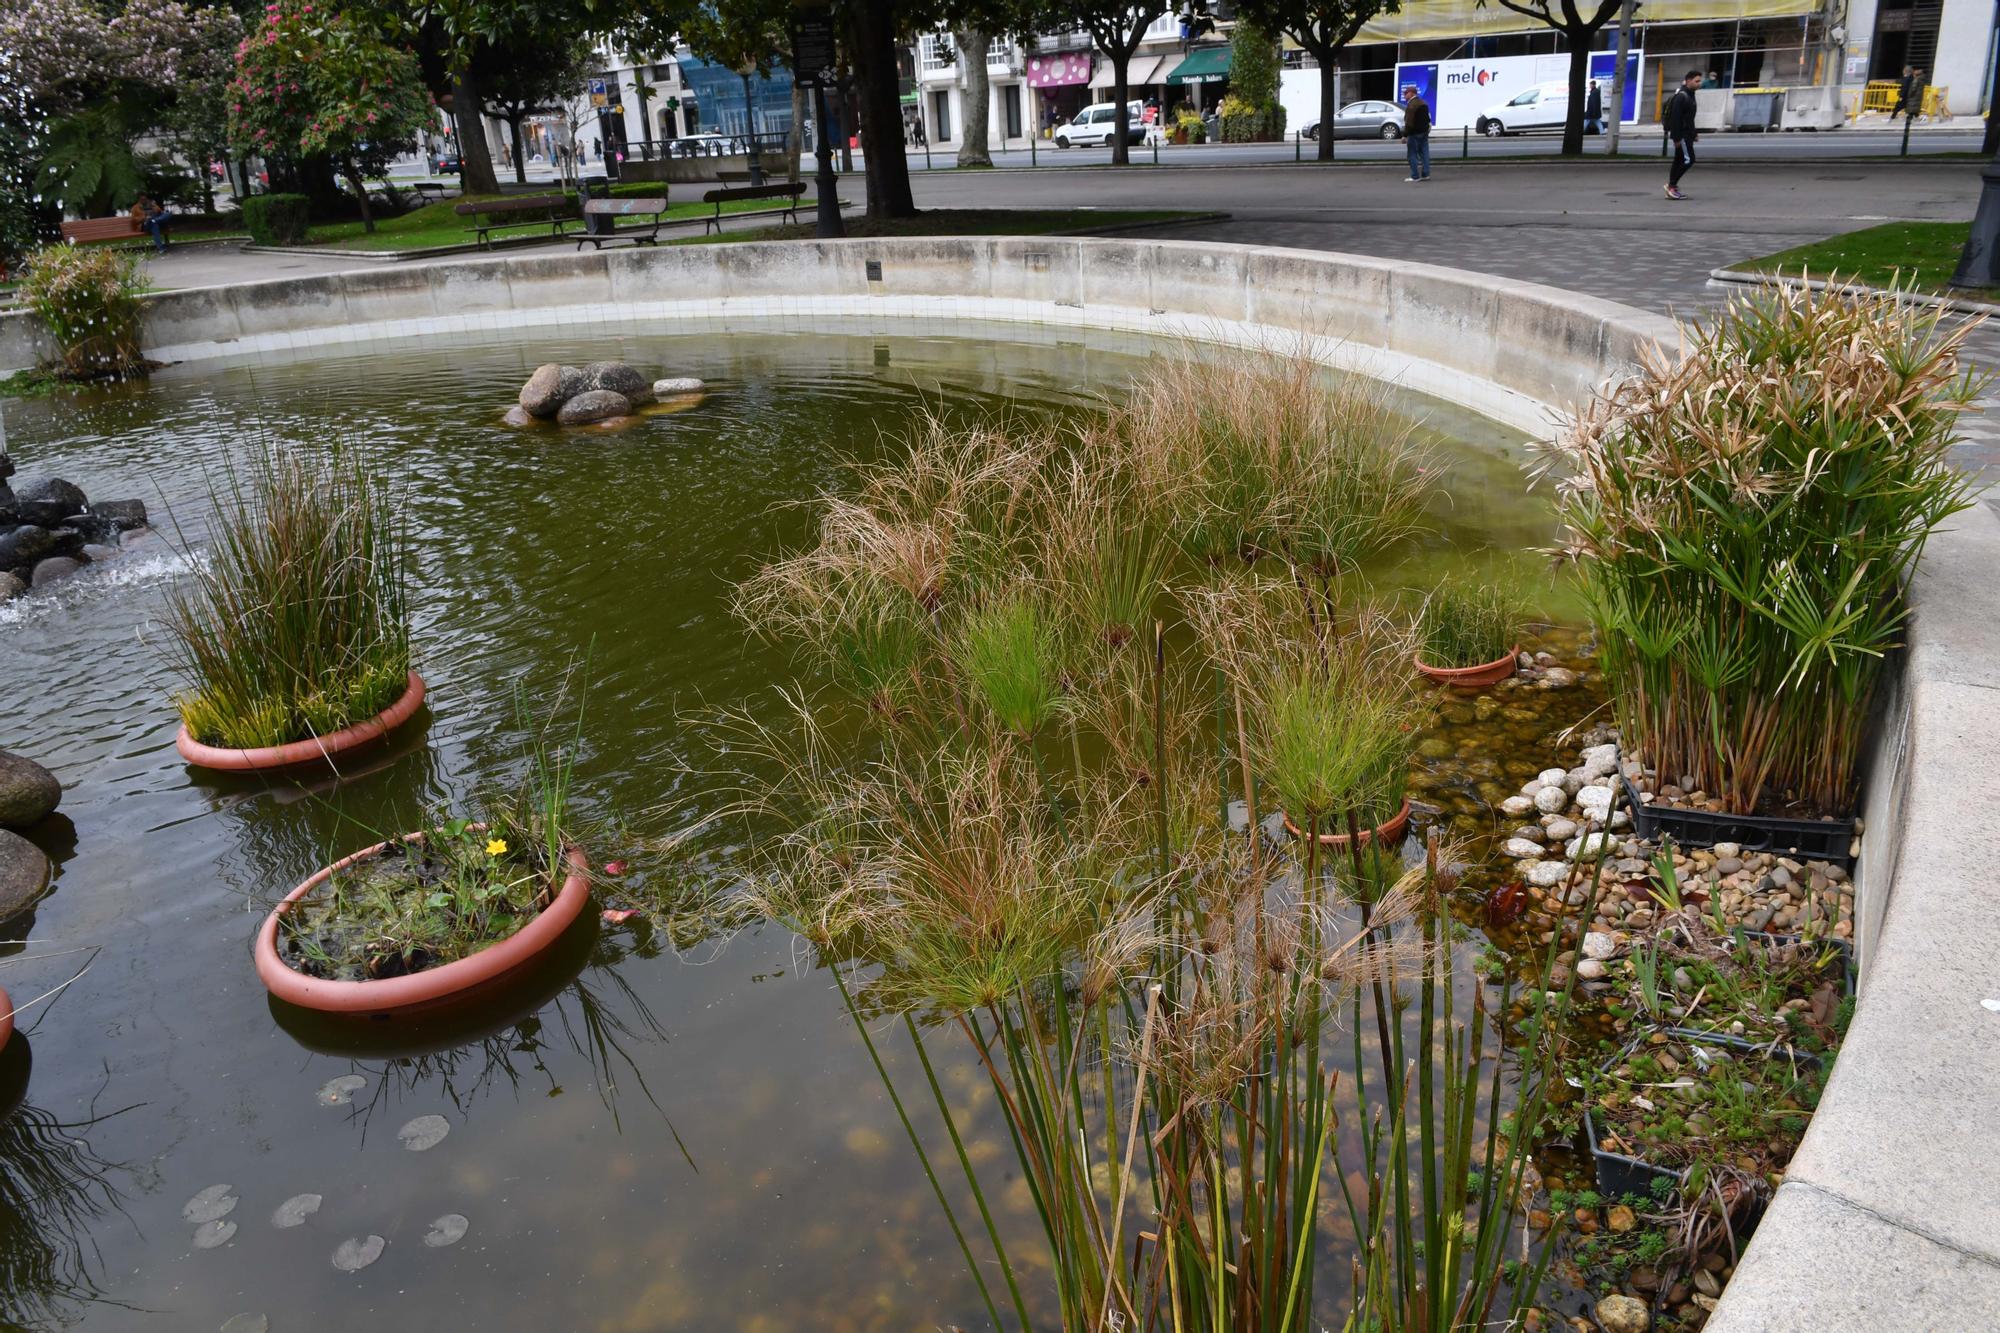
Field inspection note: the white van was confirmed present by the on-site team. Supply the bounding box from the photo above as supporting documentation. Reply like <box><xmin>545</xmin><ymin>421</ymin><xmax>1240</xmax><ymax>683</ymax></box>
<box><xmin>1474</xmin><ymin>81</ymin><xmax>1570</xmax><ymax>136</ymax></box>
<box><xmin>1054</xmin><ymin>101</ymin><xmax>1146</xmax><ymax>148</ymax></box>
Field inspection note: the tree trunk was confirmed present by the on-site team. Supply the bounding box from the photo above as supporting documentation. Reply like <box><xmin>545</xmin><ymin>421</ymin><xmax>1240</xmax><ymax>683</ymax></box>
<box><xmin>852</xmin><ymin>0</ymin><xmax>915</xmax><ymax>218</ymax></box>
<box><xmin>790</xmin><ymin>81</ymin><xmax>805</xmax><ymax>183</ymax></box>
<box><xmin>346</xmin><ymin>160</ymin><xmax>375</xmax><ymax>233</ymax></box>
<box><xmin>956</xmin><ymin>26</ymin><xmax>993</xmax><ymax>166</ymax></box>
<box><xmin>1110</xmin><ymin>53</ymin><xmax>1131</xmax><ymax>166</ymax></box>
<box><xmin>1316</xmin><ymin>50</ymin><xmax>1338</xmax><ymax>161</ymax></box>
<box><xmin>452</xmin><ymin>69</ymin><xmax>501</xmax><ymax>194</ymax></box>
<box><xmin>1562</xmin><ymin>35</ymin><xmax>1590</xmax><ymax>156</ymax></box>
<box><xmin>839</xmin><ymin>75</ymin><xmax>856</xmax><ymax>172</ymax></box>
<box><xmin>509</xmin><ymin>114</ymin><xmax>528</xmax><ymax>185</ymax></box>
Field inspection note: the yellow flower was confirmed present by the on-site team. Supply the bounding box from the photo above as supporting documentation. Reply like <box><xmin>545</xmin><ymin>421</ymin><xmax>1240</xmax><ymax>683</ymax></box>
<box><xmin>485</xmin><ymin>838</ymin><xmax>508</xmax><ymax>856</ymax></box>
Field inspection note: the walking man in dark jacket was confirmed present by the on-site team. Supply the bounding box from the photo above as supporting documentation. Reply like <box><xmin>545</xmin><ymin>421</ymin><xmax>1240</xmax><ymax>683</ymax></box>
<box><xmin>1585</xmin><ymin>79</ymin><xmax>1605</xmax><ymax>134</ymax></box>
<box><xmin>1402</xmin><ymin>85</ymin><xmax>1432</xmax><ymax>181</ymax></box>
<box><xmin>1664</xmin><ymin>70</ymin><xmax>1701</xmax><ymax>200</ymax></box>
<box><xmin>1891</xmin><ymin>65</ymin><xmax>1915</xmax><ymax>120</ymax></box>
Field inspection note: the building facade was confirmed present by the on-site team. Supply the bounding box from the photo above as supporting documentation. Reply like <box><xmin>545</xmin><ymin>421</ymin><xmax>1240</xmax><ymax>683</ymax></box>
<box><xmin>912</xmin><ymin>0</ymin><xmax>1992</xmax><ymax>142</ymax></box>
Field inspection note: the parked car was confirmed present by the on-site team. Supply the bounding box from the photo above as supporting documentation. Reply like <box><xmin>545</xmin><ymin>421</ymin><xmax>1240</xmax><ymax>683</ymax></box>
<box><xmin>434</xmin><ymin>153</ymin><xmax>463</xmax><ymax>173</ymax></box>
<box><xmin>1474</xmin><ymin>81</ymin><xmax>1570</xmax><ymax>136</ymax></box>
<box><xmin>1054</xmin><ymin>101</ymin><xmax>1146</xmax><ymax>148</ymax></box>
<box><xmin>670</xmin><ymin>134</ymin><xmax>730</xmax><ymax>156</ymax></box>
<box><xmin>1302</xmin><ymin>100</ymin><xmax>1406</xmax><ymax>141</ymax></box>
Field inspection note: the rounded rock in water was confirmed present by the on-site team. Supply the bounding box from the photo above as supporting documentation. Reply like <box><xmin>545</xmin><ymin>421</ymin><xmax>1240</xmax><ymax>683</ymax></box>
<box><xmin>0</xmin><ymin>749</ymin><xmax>61</xmax><ymax>829</ymax></box>
<box><xmin>555</xmin><ymin>389</ymin><xmax>632</xmax><ymax>426</ymax></box>
<box><xmin>652</xmin><ymin>376</ymin><xmax>706</xmax><ymax>397</ymax></box>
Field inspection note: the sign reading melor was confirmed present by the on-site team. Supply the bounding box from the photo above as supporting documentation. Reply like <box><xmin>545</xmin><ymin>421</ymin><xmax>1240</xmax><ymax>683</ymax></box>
<box><xmin>791</xmin><ymin>6</ymin><xmax>837</xmax><ymax>87</ymax></box>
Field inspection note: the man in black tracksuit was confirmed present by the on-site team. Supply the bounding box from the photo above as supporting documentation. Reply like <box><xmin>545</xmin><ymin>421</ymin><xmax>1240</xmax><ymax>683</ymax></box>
<box><xmin>1664</xmin><ymin>70</ymin><xmax>1701</xmax><ymax>200</ymax></box>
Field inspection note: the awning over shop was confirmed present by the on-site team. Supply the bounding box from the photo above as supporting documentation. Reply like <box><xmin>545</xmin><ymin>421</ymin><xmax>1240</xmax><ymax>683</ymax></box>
<box><xmin>1089</xmin><ymin>54</ymin><xmax>1164</xmax><ymax>89</ymax></box>
<box><xmin>1357</xmin><ymin>0</ymin><xmax>1817</xmax><ymax>43</ymax></box>
<box><xmin>1027</xmin><ymin>53</ymin><xmax>1094</xmax><ymax>88</ymax></box>
<box><xmin>1165</xmin><ymin>46</ymin><xmax>1231</xmax><ymax>86</ymax></box>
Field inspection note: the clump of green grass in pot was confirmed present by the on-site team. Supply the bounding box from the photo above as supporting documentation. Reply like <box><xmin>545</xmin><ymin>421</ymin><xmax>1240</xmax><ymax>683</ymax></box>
<box><xmin>164</xmin><ymin>446</ymin><xmax>410</xmax><ymax>750</ymax></box>
<box><xmin>1416</xmin><ymin>577</ymin><xmax>1518</xmax><ymax>669</ymax></box>
<box><xmin>18</xmin><ymin>243</ymin><xmax>149</xmax><ymax>380</ymax></box>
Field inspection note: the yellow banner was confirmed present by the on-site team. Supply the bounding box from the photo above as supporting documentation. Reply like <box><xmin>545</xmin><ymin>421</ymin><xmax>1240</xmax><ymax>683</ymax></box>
<box><xmin>1357</xmin><ymin>0</ymin><xmax>1819</xmax><ymax>44</ymax></box>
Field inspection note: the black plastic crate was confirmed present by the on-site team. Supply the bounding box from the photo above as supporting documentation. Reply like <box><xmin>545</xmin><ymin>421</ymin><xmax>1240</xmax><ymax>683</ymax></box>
<box><xmin>1621</xmin><ymin>772</ymin><xmax>1854</xmax><ymax>866</ymax></box>
<box><xmin>1580</xmin><ymin>1028</ymin><xmax>1824</xmax><ymax>1201</ymax></box>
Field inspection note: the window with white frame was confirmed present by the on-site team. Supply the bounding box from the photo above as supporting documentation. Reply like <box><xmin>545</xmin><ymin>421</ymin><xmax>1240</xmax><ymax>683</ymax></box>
<box><xmin>1144</xmin><ymin>12</ymin><xmax>1178</xmax><ymax>39</ymax></box>
<box><xmin>919</xmin><ymin>33</ymin><xmax>952</xmax><ymax>73</ymax></box>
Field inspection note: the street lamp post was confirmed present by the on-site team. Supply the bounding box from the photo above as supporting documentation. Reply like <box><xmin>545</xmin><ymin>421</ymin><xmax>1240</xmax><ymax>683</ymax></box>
<box><xmin>1951</xmin><ymin>142</ymin><xmax>2000</xmax><ymax>287</ymax></box>
<box><xmin>813</xmin><ymin>83</ymin><xmax>845</xmax><ymax>237</ymax></box>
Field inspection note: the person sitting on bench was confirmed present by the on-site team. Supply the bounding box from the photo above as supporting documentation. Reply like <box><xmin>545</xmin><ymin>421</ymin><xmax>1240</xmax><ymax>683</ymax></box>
<box><xmin>130</xmin><ymin>194</ymin><xmax>170</xmax><ymax>253</ymax></box>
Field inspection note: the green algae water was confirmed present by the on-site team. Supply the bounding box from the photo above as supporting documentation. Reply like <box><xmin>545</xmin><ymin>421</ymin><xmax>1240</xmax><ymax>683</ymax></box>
<box><xmin>0</xmin><ymin>324</ymin><xmax>1570</xmax><ymax>1330</ymax></box>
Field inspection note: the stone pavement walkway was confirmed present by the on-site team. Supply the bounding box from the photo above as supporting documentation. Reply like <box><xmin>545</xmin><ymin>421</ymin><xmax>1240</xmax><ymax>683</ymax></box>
<box><xmin>1108</xmin><ymin>166</ymin><xmax>1997</xmax><ymax>482</ymax></box>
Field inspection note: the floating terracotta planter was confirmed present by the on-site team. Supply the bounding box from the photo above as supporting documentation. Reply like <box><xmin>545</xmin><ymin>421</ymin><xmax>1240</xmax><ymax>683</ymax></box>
<box><xmin>176</xmin><ymin>672</ymin><xmax>427</xmax><ymax>771</ymax></box>
<box><xmin>1282</xmin><ymin>799</ymin><xmax>1412</xmax><ymax>849</ymax></box>
<box><xmin>255</xmin><ymin>838</ymin><xmax>591</xmax><ymax>1019</ymax></box>
<box><xmin>1414</xmin><ymin>647</ymin><xmax>1520</xmax><ymax>690</ymax></box>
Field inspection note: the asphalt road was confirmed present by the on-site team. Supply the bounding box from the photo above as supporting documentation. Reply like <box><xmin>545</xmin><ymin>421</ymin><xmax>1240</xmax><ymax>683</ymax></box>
<box><xmin>890</xmin><ymin>126</ymin><xmax>1987</xmax><ymax>170</ymax></box>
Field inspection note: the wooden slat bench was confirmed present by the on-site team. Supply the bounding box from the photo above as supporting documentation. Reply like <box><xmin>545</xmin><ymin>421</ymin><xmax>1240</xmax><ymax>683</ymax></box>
<box><xmin>575</xmin><ymin>196</ymin><xmax>671</xmax><ymax>249</ymax></box>
<box><xmin>60</xmin><ymin>216</ymin><xmax>145</xmax><ymax>244</ymax></box>
<box><xmin>701</xmin><ymin>182</ymin><xmax>806</xmax><ymax>235</ymax></box>
<box><xmin>454</xmin><ymin>194</ymin><xmax>574</xmax><ymax>249</ymax></box>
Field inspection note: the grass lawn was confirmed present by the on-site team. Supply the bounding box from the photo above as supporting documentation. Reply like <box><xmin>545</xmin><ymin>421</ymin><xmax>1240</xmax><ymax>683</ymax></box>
<box><xmin>300</xmin><ymin>184</ymin><xmax>804</xmax><ymax>252</ymax></box>
<box><xmin>673</xmin><ymin>208</ymin><xmax>1208</xmax><ymax>245</ymax></box>
<box><xmin>1729</xmin><ymin>221</ymin><xmax>1994</xmax><ymax>297</ymax></box>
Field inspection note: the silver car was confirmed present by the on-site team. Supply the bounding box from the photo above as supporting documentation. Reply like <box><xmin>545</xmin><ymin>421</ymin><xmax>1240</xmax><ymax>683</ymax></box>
<box><xmin>1303</xmin><ymin>100</ymin><xmax>1405</xmax><ymax>141</ymax></box>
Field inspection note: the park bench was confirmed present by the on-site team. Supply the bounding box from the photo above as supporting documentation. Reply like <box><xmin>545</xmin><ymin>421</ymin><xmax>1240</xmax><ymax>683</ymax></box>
<box><xmin>406</xmin><ymin>182</ymin><xmax>449</xmax><ymax>204</ymax></box>
<box><xmin>60</xmin><ymin>216</ymin><xmax>145</xmax><ymax>244</ymax></box>
<box><xmin>454</xmin><ymin>194</ymin><xmax>574</xmax><ymax>250</ymax></box>
<box><xmin>575</xmin><ymin>196</ymin><xmax>671</xmax><ymax>249</ymax></box>
<box><xmin>701</xmin><ymin>181</ymin><xmax>806</xmax><ymax>235</ymax></box>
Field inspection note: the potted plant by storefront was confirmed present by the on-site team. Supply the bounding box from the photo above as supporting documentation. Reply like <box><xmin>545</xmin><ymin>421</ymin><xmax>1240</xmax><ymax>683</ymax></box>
<box><xmin>1413</xmin><ymin>578</ymin><xmax>1519</xmax><ymax>689</ymax></box>
<box><xmin>165</xmin><ymin>447</ymin><xmax>423</xmax><ymax>772</ymax></box>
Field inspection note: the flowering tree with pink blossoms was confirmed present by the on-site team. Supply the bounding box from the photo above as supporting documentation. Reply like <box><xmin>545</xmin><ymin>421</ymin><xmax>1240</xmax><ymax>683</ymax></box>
<box><xmin>228</xmin><ymin>1</ymin><xmax>431</xmax><ymax>232</ymax></box>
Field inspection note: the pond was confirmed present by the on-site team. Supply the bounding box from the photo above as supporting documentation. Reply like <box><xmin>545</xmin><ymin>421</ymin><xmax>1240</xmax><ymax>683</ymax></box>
<box><xmin>0</xmin><ymin>324</ymin><xmax>1584</xmax><ymax>1330</ymax></box>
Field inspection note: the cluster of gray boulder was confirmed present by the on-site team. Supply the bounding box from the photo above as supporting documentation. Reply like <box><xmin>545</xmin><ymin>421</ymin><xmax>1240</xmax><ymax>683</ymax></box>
<box><xmin>505</xmin><ymin>361</ymin><xmax>706</xmax><ymax>428</ymax></box>
<box><xmin>0</xmin><ymin>453</ymin><xmax>150</xmax><ymax>602</ymax></box>
<box><xmin>0</xmin><ymin>750</ymin><xmax>59</xmax><ymax>925</ymax></box>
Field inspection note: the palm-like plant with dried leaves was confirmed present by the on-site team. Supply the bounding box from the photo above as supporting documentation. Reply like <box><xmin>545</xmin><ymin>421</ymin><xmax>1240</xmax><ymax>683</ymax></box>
<box><xmin>1545</xmin><ymin>282</ymin><xmax>1982</xmax><ymax>813</ymax></box>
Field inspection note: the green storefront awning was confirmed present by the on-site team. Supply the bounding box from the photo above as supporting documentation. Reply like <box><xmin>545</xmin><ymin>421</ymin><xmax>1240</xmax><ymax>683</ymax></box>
<box><xmin>1165</xmin><ymin>46</ymin><xmax>1231</xmax><ymax>86</ymax></box>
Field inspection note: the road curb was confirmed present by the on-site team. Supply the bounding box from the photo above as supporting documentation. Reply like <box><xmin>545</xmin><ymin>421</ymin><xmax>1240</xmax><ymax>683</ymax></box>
<box><xmin>1706</xmin><ymin>266</ymin><xmax>2000</xmax><ymax>314</ymax></box>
